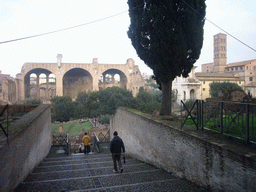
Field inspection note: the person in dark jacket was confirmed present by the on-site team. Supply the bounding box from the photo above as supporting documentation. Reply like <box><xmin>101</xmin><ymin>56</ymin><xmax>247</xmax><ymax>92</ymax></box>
<box><xmin>110</xmin><ymin>131</ymin><xmax>125</xmax><ymax>173</ymax></box>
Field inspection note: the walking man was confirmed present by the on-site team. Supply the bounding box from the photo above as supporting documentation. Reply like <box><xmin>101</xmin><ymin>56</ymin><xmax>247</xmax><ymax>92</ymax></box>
<box><xmin>82</xmin><ymin>132</ymin><xmax>91</xmax><ymax>154</ymax></box>
<box><xmin>110</xmin><ymin>131</ymin><xmax>125</xmax><ymax>173</ymax></box>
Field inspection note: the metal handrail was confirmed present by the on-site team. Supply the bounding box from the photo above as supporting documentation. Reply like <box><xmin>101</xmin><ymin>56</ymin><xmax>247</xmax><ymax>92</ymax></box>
<box><xmin>93</xmin><ymin>132</ymin><xmax>100</xmax><ymax>153</ymax></box>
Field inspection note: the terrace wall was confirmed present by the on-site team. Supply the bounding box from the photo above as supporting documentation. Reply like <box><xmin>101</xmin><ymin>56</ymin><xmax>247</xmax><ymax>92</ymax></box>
<box><xmin>110</xmin><ymin>107</ymin><xmax>256</xmax><ymax>192</ymax></box>
<box><xmin>0</xmin><ymin>104</ymin><xmax>52</xmax><ymax>192</ymax></box>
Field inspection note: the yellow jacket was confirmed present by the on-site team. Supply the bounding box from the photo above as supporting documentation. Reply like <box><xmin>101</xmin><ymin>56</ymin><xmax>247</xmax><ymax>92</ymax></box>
<box><xmin>82</xmin><ymin>135</ymin><xmax>91</xmax><ymax>146</ymax></box>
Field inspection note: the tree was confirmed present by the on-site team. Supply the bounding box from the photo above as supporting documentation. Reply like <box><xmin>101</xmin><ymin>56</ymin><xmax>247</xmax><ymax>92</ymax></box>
<box><xmin>136</xmin><ymin>88</ymin><xmax>161</xmax><ymax>113</ymax></box>
<box><xmin>74</xmin><ymin>87</ymin><xmax>136</xmax><ymax>118</ymax></box>
<box><xmin>74</xmin><ymin>91</ymin><xmax>90</xmax><ymax>118</ymax></box>
<box><xmin>51</xmin><ymin>95</ymin><xmax>75</xmax><ymax>122</ymax></box>
<box><xmin>128</xmin><ymin>0</ymin><xmax>206</xmax><ymax>115</ymax></box>
<box><xmin>210</xmin><ymin>82</ymin><xmax>244</xmax><ymax>99</ymax></box>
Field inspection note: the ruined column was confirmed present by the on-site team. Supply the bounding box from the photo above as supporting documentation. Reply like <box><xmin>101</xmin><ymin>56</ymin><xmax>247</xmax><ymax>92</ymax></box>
<box><xmin>103</xmin><ymin>74</ymin><xmax>106</xmax><ymax>89</ymax></box>
<box><xmin>46</xmin><ymin>74</ymin><xmax>49</xmax><ymax>99</ymax></box>
<box><xmin>36</xmin><ymin>73</ymin><xmax>40</xmax><ymax>98</ymax></box>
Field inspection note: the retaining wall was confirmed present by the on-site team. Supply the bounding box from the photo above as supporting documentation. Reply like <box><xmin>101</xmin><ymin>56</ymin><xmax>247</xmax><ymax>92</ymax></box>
<box><xmin>110</xmin><ymin>107</ymin><xmax>256</xmax><ymax>192</ymax></box>
<box><xmin>0</xmin><ymin>104</ymin><xmax>52</xmax><ymax>192</ymax></box>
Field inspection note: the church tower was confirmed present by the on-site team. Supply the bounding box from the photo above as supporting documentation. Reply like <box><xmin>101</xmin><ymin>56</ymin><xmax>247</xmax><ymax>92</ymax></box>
<box><xmin>213</xmin><ymin>33</ymin><xmax>227</xmax><ymax>73</ymax></box>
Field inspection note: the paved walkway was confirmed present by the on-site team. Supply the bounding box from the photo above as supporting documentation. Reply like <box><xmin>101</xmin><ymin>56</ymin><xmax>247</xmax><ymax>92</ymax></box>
<box><xmin>15</xmin><ymin>145</ymin><xmax>208</xmax><ymax>192</ymax></box>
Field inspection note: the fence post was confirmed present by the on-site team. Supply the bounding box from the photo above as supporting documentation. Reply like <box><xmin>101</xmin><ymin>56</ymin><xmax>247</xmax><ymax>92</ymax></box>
<box><xmin>7</xmin><ymin>104</ymin><xmax>9</xmax><ymax>143</ymax></box>
<box><xmin>201</xmin><ymin>100</ymin><xmax>204</xmax><ymax>131</ymax></box>
<box><xmin>220</xmin><ymin>102</ymin><xmax>223</xmax><ymax>134</ymax></box>
<box><xmin>196</xmin><ymin>100</ymin><xmax>199</xmax><ymax>130</ymax></box>
<box><xmin>180</xmin><ymin>100</ymin><xmax>183</xmax><ymax>130</ymax></box>
<box><xmin>246</xmin><ymin>104</ymin><xmax>250</xmax><ymax>145</ymax></box>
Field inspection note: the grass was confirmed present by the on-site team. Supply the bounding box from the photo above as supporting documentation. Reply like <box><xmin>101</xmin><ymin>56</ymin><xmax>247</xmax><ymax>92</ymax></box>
<box><xmin>51</xmin><ymin>121</ymin><xmax>93</xmax><ymax>135</ymax></box>
<box><xmin>184</xmin><ymin>114</ymin><xmax>256</xmax><ymax>142</ymax></box>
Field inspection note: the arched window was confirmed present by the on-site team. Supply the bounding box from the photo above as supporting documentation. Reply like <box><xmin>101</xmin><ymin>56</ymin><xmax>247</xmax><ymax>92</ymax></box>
<box><xmin>190</xmin><ymin>89</ymin><xmax>195</xmax><ymax>100</ymax></box>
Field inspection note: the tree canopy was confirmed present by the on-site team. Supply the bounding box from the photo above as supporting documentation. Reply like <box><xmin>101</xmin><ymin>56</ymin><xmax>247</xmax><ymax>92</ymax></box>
<box><xmin>210</xmin><ymin>82</ymin><xmax>244</xmax><ymax>98</ymax></box>
<box><xmin>51</xmin><ymin>95</ymin><xmax>75</xmax><ymax>122</ymax></box>
<box><xmin>50</xmin><ymin>87</ymin><xmax>162</xmax><ymax>122</ymax></box>
<box><xmin>128</xmin><ymin>0</ymin><xmax>206</xmax><ymax>115</ymax></box>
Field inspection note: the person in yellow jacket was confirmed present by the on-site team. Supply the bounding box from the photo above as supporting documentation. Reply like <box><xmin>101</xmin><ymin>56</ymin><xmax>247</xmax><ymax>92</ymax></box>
<box><xmin>82</xmin><ymin>132</ymin><xmax>91</xmax><ymax>154</ymax></box>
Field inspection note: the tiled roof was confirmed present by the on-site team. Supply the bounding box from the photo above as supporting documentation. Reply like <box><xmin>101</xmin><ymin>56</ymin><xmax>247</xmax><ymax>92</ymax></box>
<box><xmin>195</xmin><ymin>72</ymin><xmax>235</xmax><ymax>78</ymax></box>
<box><xmin>245</xmin><ymin>82</ymin><xmax>256</xmax><ymax>87</ymax></box>
<box><xmin>226</xmin><ymin>59</ymin><xmax>256</xmax><ymax>67</ymax></box>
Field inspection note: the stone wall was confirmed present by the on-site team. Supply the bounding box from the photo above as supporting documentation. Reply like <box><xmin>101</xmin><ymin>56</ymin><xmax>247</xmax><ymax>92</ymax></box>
<box><xmin>110</xmin><ymin>107</ymin><xmax>256</xmax><ymax>192</ymax></box>
<box><xmin>0</xmin><ymin>104</ymin><xmax>52</xmax><ymax>192</ymax></box>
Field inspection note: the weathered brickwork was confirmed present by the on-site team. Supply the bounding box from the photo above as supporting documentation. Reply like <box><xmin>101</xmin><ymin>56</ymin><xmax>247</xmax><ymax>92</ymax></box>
<box><xmin>110</xmin><ymin>107</ymin><xmax>256</xmax><ymax>191</ymax></box>
<box><xmin>0</xmin><ymin>104</ymin><xmax>52</xmax><ymax>192</ymax></box>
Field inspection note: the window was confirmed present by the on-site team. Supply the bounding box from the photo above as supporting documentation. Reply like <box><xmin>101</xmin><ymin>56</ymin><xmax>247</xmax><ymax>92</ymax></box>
<box><xmin>203</xmin><ymin>88</ymin><xmax>205</xmax><ymax>91</ymax></box>
<box><xmin>249</xmin><ymin>77</ymin><xmax>253</xmax><ymax>81</ymax></box>
<box><xmin>203</xmin><ymin>81</ymin><xmax>205</xmax><ymax>84</ymax></box>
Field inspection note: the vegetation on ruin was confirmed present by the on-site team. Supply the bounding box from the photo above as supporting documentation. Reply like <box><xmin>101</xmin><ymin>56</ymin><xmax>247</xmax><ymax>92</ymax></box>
<box><xmin>127</xmin><ymin>0</ymin><xmax>206</xmax><ymax>116</ymax></box>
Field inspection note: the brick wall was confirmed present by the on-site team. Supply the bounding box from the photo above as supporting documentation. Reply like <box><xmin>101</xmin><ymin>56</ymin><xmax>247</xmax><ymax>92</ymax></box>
<box><xmin>110</xmin><ymin>107</ymin><xmax>256</xmax><ymax>191</ymax></box>
<box><xmin>0</xmin><ymin>104</ymin><xmax>52</xmax><ymax>192</ymax></box>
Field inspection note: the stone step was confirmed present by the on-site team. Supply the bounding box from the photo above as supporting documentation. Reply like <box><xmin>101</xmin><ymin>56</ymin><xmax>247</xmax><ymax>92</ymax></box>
<box><xmin>14</xmin><ymin>147</ymin><xmax>206</xmax><ymax>192</ymax></box>
<box><xmin>33</xmin><ymin>157</ymin><xmax>140</xmax><ymax>174</ymax></box>
<box><xmin>24</xmin><ymin>161</ymin><xmax>153</xmax><ymax>182</ymax></box>
<box><xmin>16</xmin><ymin>169</ymin><xmax>204</xmax><ymax>192</ymax></box>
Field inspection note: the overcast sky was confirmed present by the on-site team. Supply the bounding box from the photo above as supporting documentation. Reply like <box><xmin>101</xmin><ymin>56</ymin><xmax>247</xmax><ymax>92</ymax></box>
<box><xmin>1</xmin><ymin>0</ymin><xmax>255</xmax><ymax>77</ymax></box>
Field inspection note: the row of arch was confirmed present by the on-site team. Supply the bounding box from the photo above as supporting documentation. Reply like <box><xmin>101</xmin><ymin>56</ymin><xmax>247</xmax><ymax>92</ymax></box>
<box><xmin>173</xmin><ymin>89</ymin><xmax>196</xmax><ymax>101</ymax></box>
<box><xmin>24</xmin><ymin>68</ymin><xmax>127</xmax><ymax>100</ymax></box>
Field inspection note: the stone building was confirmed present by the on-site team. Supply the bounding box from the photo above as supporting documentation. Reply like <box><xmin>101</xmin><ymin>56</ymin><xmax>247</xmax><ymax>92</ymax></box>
<box><xmin>194</xmin><ymin>33</ymin><xmax>252</xmax><ymax>100</ymax></box>
<box><xmin>1</xmin><ymin>56</ymin><xmax>145</xmax><ymax>104</ymax></box>
<box><xmin>0</xmin><ymin>71</ymin><xmax>17</xmax><ymax>105</ymax></box>
<box><xmin>225</xmin><ymin>60</ymin><xmax>256</xmax><ymax>96</ymax></box>
<box><xmin>172</xmin><ymin>66</ymin><xmax>201</xmax><ymax>102</ymax></box>
<box><xmin>173</xmin><ymin>33</ymin><xmax>256</xmax><ymax>101</ymax></box>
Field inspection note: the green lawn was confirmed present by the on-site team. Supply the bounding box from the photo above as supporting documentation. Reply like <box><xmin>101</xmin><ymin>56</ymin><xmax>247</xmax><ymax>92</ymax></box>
<box><xmin>184</xmin><ymin>114</ymin><xmax>256</xmax><ymax>142</ymax></box>
<box><xmin>51</xmin><ymin>121</ymin><xmax>93</xmax><ymax>135</ymax></box>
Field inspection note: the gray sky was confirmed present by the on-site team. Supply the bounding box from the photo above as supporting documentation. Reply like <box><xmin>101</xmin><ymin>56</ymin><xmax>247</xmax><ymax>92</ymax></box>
<box><xmin>1</xmin><ymin>0</ymin><xmax>255</xmax><ymax>77</ymax></box>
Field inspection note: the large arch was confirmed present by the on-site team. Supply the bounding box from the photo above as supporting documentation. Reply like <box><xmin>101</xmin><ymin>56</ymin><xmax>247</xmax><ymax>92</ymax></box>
<box><xmin>99</xmin><ymin>69</ymin><xmax>127</xmax><ymax>90</ymax></box>
<box><xmin>63</xmin><ymin>68</ymin><xmax>93</xmax><ymax>100</ymax></box>
<box><xmin>24</xmin><ymin>68</ymin><xmax>55</xmax><ymax>100</ymax></box>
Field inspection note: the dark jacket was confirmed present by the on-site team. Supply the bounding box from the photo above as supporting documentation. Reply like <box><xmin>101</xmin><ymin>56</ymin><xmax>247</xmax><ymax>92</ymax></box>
<box><xmin>110</xmin><ymin>136</ymin><xmax>125</xmax><ymax>154</ymax></box>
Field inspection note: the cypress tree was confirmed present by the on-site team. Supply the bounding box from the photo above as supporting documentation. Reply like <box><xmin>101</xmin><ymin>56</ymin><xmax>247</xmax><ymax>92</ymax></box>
<box><xmin>128</xmin><ymin>0</ymin><xmax>206</xmax><ymax>115</ymax></box>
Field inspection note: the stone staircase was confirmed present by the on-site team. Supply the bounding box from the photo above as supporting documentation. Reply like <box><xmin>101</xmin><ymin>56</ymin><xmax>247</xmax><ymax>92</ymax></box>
<box><xmin>15</xmin><ymin>146</ymin><xmax>206</xmax><ymax>192</ymax></box>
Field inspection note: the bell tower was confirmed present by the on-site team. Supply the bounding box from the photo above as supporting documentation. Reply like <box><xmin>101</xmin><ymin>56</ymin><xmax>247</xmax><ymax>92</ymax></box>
<box><xmin>213</xmin><ymin>33</ymin><xmax>227</xmax><ymax>73</ymax></box>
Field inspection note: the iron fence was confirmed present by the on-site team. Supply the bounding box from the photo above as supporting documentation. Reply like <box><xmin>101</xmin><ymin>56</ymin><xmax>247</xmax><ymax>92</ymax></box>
<box><xmin>0</xmin><ymin>104</ymin><xmax>9</xmax><ymax>143</ymax></box>
<box><xmin>181</xmin><ymin>100</ymin><xmax>256</xmax><ymax>145</ymax></box>
<box><xmin>52</xmin><ymin>133</ymin><xmax>69</xmax><ymax>146</ymax></box>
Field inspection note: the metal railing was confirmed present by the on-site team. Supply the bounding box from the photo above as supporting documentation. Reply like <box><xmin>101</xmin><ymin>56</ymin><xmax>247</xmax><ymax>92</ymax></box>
<box><xmin>0</xmin><ymin>104</ymin><xmax>9</xmax><ymax>142</ymax></box>
<box><xmin>52</xmin><ymin>133</ymin><xmax>70</xmax><ymax>155</ymax></box>
<box><xmin>93</xmin><ymin>132</ymin><xmax>100</xmax><ymax>153</ymax></box>
<box><xmin>181</xmin><ymin>100</ymin><xmax>256</xmax><ymax>145</ymax></box>
<box><xmin>52</xmin><ymin>133</ymin><xmax>69</xmax><ymax>146</ymax></box>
